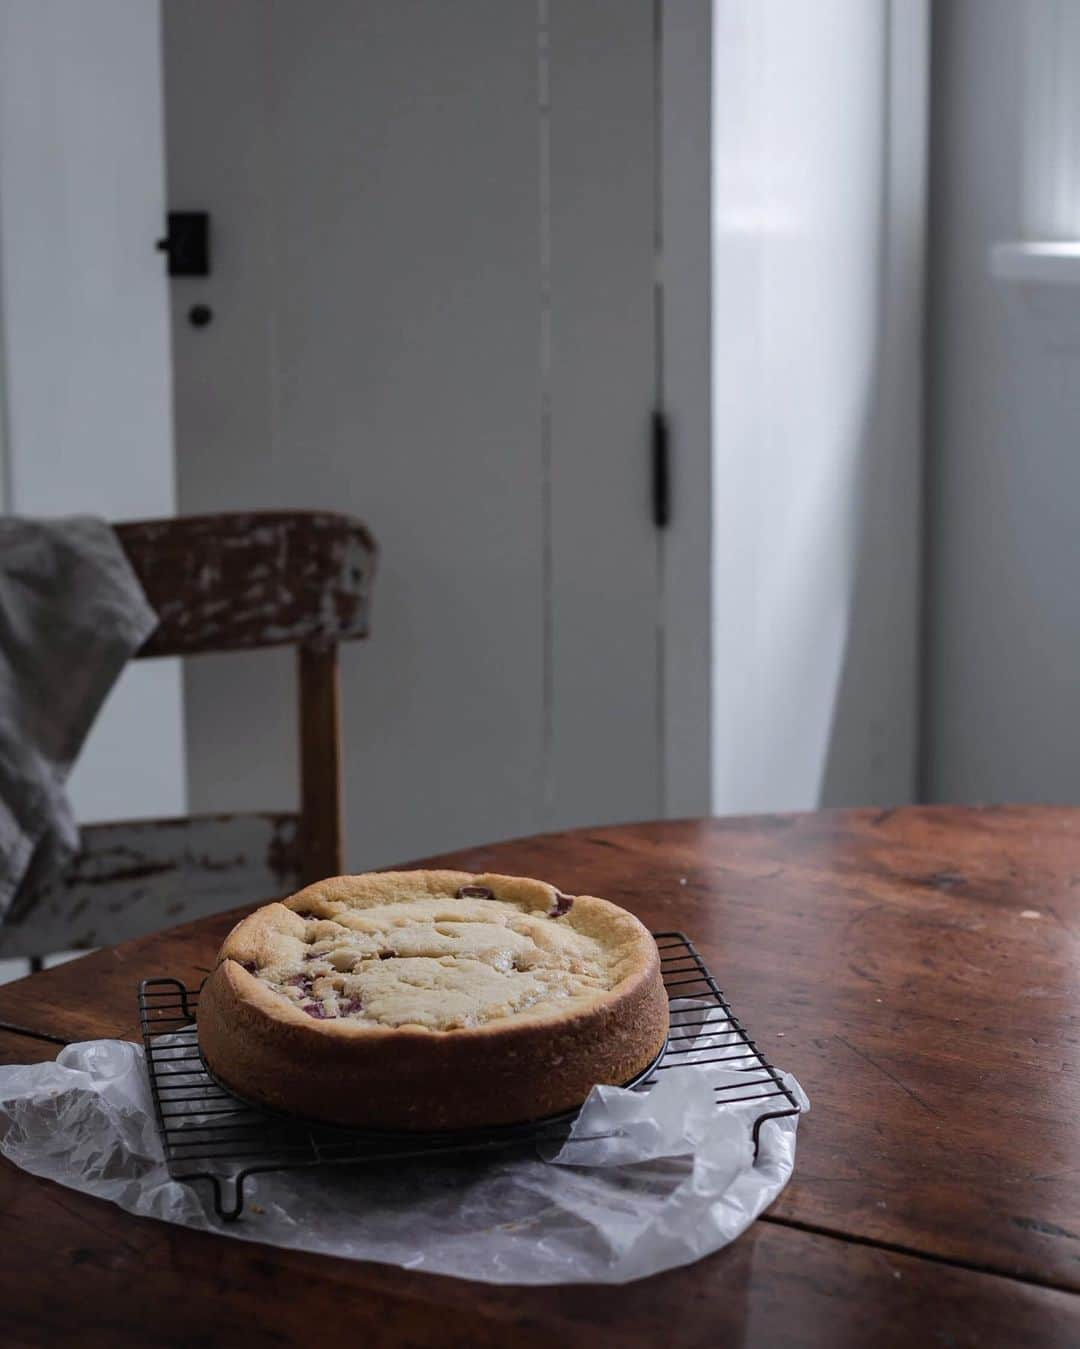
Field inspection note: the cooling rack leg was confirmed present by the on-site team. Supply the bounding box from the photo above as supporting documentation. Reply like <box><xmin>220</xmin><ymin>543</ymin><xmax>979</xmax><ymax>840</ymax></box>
<box><xmin>169</xmin><ymin>1172</ymin><xmax>234</xmax><ymax>1221</ymax></box>
<box><xmin>217</xmin><ymin>1173</ymin><xmax>247</xmax><ymax>1222</ymax></box>
<box><xmin>752</xmin><ymin>1110</ymin><xmax>801</xmax><ymax>1162</ymax></box>
<box><xmin>174</xmin><ymin>1171</ymin><xmax>246</xmax><ymax>1221</ymax></box>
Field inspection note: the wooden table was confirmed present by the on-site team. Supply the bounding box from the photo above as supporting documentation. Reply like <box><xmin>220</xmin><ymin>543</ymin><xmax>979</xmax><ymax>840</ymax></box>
<box><xmin>1</xmin><ymin>806</ymin><xmax>1078</xmax><ymax>1346</ymax></box>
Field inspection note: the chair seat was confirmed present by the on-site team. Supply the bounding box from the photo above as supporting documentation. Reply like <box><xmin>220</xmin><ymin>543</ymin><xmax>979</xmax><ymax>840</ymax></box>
<box><xmin>0</xmin><ymin>813</ymin><xmax>302</xmax><ymax>958</ymax></box>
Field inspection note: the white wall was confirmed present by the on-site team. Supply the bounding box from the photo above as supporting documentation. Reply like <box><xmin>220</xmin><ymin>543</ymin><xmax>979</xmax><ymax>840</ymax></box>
<box><xmin>925</xmin><ymin>0</ymin><xmax>1080</xmax><ymax>802</ymax></box>
<box><xmin>710</xmin><ymin>0</ymin><xmax>927</xmax><ymax>813</ymax></box>
<box><xmin>0</xmin><ymin>0</ymin><xmax>185</xmax><ymax>821</ymax></box>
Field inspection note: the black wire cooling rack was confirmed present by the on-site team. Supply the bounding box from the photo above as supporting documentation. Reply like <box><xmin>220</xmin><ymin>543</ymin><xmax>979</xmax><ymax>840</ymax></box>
<box><xmin>138</xmin><ymin>931</ymin><xmax>801</xmax><ymax>1220</ymax></box>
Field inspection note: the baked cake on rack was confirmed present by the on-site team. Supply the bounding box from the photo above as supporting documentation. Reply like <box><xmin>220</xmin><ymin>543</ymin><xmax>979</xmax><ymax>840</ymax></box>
<box><xmin>197</xmin><ymin>869</ymin><xmax>668</xmax><ymax>1130</ymax></box>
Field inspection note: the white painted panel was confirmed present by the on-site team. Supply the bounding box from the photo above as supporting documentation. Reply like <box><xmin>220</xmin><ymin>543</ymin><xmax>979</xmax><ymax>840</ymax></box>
<box><xmin>820</xmin><ymin>0</ymin><xmax>928</xmax><ymax>807</ymax></box>
<box><xmin>925</xmin><ymin>0</ymin><xmax>1080</xmax><ymax>803</ymax></box>
<box><xmin>710</xmin><ymin>0</ymin><xmax>922</xmax><ymax>812</ymax></box>
<box><xmin>660</xmin><ymin>0</ymin><xmax>712</xmax><ymax>817</ymax></box>
<box><xmin>0</xmin><ymin>0</ymin><xmax>184</xmax><ymax>822</ymax></box>
<box><xmin>161</xmin><ymin>0</ymin><xmax>278</xmax><ymax>512</ymax></box>
<box><xmin>547</xmin><ymin>0</ymin><xmax>660</xmax><ymax>829</ymax></box>
<box><xmin>168</xmin><ymin>0</ymin><xmax>546</xmax><ymax>866</ymax></box>
<box><xmin>163</xmin><ymin>0</ymin><xmax>295</xmax><ymax>821</ymax></box>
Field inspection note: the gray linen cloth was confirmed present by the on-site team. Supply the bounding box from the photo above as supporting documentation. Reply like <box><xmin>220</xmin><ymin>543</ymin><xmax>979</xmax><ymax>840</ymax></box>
<box><xmin>0</xmin><ymin>517</ymin><xmax>157</xmax><ymax>920</ymax></box>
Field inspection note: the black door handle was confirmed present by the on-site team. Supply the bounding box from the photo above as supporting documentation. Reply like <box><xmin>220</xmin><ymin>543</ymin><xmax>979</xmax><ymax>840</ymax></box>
<box><xmin>156</xmin><ymin>211</ymin><xmax>210</xmax><ymax>277</ymax></box>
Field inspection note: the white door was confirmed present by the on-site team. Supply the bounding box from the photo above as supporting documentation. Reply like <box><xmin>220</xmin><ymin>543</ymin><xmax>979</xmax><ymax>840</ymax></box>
<box><xmin>162</xmin><ymin>1</ymin><xmax>702</xmax><ymax>867</ymax></box>
<box><xmin>0</xmin><ymin>0</ymin><xmax>185</xmax><ymax>825</ymax></box>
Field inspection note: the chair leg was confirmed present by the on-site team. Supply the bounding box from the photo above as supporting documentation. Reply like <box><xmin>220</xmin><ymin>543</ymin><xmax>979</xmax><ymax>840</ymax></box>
<box><xmin>297</xmin><ymin>643</ymin><xmax>344</xmax><ymax>883</ymax></box>
<box><xmin>29</xmin><ymin>955</ymin><xmax>43</xmax><ymax>975</ymax></box>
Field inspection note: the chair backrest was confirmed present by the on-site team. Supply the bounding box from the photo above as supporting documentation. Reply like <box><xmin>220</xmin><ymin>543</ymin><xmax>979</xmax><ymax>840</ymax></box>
<box><xmin>116</xmin><ymin>511</ymin><xmax>374</xmax><ymax>658</ymax></box>
<box><xmin>0</xmin><ymin>511</ymin><xmax>376</xmax><ymax>958</ymax></box>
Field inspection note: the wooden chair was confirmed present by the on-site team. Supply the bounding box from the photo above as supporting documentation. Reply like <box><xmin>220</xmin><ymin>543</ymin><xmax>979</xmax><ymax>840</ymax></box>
<box><xmin>0</xmin><ymin>510</ymin><xmax>376</xmax><ymax>961</ymax></box>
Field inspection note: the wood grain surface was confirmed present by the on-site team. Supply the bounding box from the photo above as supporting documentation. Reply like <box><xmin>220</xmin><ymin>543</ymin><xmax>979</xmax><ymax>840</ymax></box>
<box><xmin>1</xmin><ymin>807</ymin><xmax>1078</xmax><ymax>1345</ymax></box>
<box><xmin>0</xmin><ymin>1030</ymin><xmax>1075</xmax><ymax>1349</ymax></box>
<box><xmin>116</xmin><ymin>510</ymin><xmax>376</xmax><ymax>658</ymax></box>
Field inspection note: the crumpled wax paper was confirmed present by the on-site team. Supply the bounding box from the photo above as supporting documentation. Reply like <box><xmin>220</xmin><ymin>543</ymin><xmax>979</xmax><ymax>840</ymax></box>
<box><xmin>0</xmin><ymin>1013</ymin><xmax>809</xmax><ymax>1285</ymax></box>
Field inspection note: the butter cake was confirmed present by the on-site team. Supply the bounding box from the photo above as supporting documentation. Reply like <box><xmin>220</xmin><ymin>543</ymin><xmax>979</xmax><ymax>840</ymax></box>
<box><xmin>197</xmin><ymin>869</ymin><xmax>668</xmax><ymax>1130</ymax></box>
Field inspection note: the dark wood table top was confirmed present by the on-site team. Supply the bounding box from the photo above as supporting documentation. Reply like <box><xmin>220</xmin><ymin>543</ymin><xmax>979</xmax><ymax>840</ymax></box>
<box><xmin>1</xmin><ymin>805</ymin><xmax>1078</xmax><ymax>1346</ymax></box>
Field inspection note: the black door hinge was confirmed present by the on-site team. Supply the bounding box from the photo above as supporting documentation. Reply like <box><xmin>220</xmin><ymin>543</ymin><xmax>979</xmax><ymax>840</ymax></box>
<box><xmin>651</xmin><ymin>409</ymin><xmax>670</xmax><ymax>529</ymax></box>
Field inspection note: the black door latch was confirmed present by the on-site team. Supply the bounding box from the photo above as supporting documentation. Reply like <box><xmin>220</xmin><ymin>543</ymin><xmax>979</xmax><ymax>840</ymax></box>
<box><xmin>156</xmin><ymin>211</ymin><xmax>210</xmax><ymax>277</ymax></box>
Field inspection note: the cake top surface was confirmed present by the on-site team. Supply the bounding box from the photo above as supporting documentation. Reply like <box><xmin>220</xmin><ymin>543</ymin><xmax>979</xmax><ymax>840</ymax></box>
<box><xmin>217</xmin><ymin>869</ymin><xmax>654</xmax><ymax>1033</ymax></box>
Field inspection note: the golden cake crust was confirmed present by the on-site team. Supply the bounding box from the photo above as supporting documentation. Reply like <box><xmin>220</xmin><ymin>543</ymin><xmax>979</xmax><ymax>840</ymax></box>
<box><xmin>196</xmin><ymin>869</ymin><xmax>669</xmax><ymax>1130</ymax></box>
